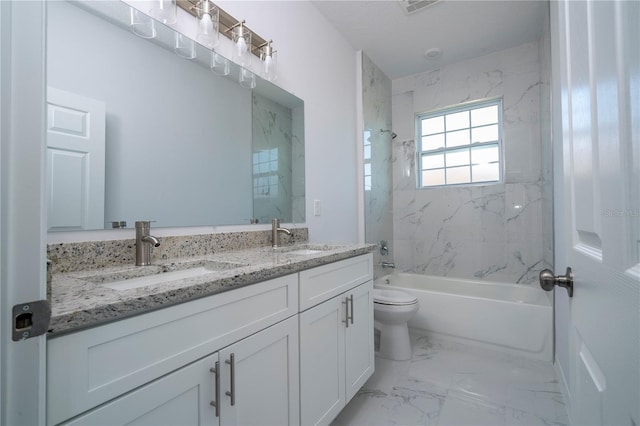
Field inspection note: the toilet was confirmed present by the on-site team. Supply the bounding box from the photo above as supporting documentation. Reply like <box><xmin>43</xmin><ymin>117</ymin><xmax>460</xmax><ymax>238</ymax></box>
<box><xmin>373</xmin><ymin>288</ymin><xmax>419</xmax><ymax>361</ymax></box>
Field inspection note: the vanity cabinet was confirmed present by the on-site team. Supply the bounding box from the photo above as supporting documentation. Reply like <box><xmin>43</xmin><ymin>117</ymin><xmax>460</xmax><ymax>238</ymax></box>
<box><xmin>47</xmin><ymin>274</ymin><xmax>298</xmax><ymax>425</ymax></box>
<box><xmin>60</xmin><ymin>316</ymin><xmax>299</xmax><ymax>426</ymax></box>
<box><xmin>299</xmin><ymin>255</ymin><xmax>374</xmax><ymax>426</ymax></box>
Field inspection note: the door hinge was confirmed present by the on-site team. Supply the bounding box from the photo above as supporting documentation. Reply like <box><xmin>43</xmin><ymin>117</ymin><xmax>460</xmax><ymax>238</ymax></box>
<box><xmin>12</xmin><ymin>300</ymin><xmax>51</xmax><ymax>341</ymax></box>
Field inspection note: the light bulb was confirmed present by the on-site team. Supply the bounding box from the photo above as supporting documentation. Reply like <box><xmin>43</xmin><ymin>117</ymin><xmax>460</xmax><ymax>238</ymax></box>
<box><xmin>200</xmin><ymin>14</ymin><xmax>213</xmax><ymax>35</ymax></box>
<box><xmin>236</xmin><ymin>36</ymin><xmax>247</xmax><ymax>58</ymax></box>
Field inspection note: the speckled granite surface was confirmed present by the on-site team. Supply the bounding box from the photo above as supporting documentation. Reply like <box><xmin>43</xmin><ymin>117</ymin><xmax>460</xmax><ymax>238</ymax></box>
<box><xmin>49</xmin><ymin>242</ymin><xmax>375</xmax><ymax>336</ymax></box>
<box><xmin>47</xmin><ymin>228</ymin><xmax>308</xmax><ymax>274</ymax></box>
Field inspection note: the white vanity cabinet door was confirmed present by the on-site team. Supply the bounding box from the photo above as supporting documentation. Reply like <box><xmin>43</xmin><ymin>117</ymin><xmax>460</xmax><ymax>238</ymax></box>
<box><xmin>299</xmin><ymin>280</ymin><xmax>375</xmax><ymax>426</ymax></box>
<box><xmin>61</xmin><ymin>354</ymin><xmax>218</xmax><ymax>426</ymax></box>
<box><xmin>299</xmin><ymin>293</ymin><xmax>346</xmax><ymax>426</ymax></box>
<box><xmin>219</xmin><ymin>316</ymin><xmax>299</xmax><ymax>426</ymax></box>
<box><xmin>345</xmin><ymin>280</ymin><xmax>374</xmax><ymax>401</ymax></box>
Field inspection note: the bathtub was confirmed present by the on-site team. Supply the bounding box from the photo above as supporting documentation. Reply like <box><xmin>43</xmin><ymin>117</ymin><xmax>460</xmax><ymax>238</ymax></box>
<box><xmin>375</xmin><ymin>273</ymin><xmax>553</xmax><ymax>361</ymax></box>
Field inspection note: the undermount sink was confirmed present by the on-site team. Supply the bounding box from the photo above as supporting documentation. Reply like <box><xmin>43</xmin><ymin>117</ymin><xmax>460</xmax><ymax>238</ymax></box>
<box><xmin>286</xmin><ymin>249</ymin><xmax>324</xmax><ymax>256</ymax></box>
<box><xmin>86</xmin><ymin>260</ymin><xmax>246</xmax><ymax>291</ymax></box>
<box><xmin>275</xmin><ymin>244</ymin><xmax>338</xmax><ymax>256</ymax></box>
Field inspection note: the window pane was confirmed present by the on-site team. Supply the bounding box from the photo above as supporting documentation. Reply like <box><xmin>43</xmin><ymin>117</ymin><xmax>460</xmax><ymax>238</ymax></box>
<box><xmin>422</xmin><ymin>133</ymin><xmax>445</xmax><ymax>151</ymax></box>
<box><xmin>471</xmin><ymin>105</ymin><xmax>498</xmax><ymax>127</ymax></box>
<box><xmin>363</xmin><ymin>144</ymin><xmax>371</xmax><ymax>160</ymax></box>
<box><xmin>364</xmin><ymin>163</ymin><xmax>371</xmax><ymax>175</ymax></box>
<box><xmin>471</xmin><ymin>124</ymin><xmax>499</xmax><ymax>143</ymax></box>
<box><xmin>446</xmin><ymin>129</ymin><xmax>470</xmax><ymax>147</ymax></box>
<box><xmin>445</xmin><ymin>111</ymin><xmax>469</xmax><ymax>131</ymax></box>
<box><xmin>422</xmin><ymin>152</ymin><xmax>444</xmax><ymax>169</ymax></box>
<box><xmin>422</xmin><ymin>116</ymin><xmax>444</xmax><ymax>135</ymax></box>
<box><xmin>422</xmin><ymin>169</ymin><xmax>445</xmax><ymax>186</ymax></box>
<box><xmin>446</xmin><ymin>166</ymin><xmax>470</xmax><ymax>184</ymax></box>
<box><xmin>445</xmin><ymin>148</ymin><xmax>470</xmax><ymax>167</ymax></box>
<box><xmin>472</xmin><ymin>162</ymin><xmax>500</xmax><ymax>182</ymax></box>
<box><xmin>471</xmin><ymin>144</ymin><xmax>499</xmax><ymax>164</ymax></box>
<box><xmin>364</xmin><ymin>176</ymin><xmax>371</xmax><ymax>191</ymax></box>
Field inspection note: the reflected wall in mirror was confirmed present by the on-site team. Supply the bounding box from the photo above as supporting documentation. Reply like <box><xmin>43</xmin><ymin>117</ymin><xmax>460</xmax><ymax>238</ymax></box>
<box><xmin>46</xmin><ymin>0</ymin><xmax>304</xmax><ymax>232</ymax></box>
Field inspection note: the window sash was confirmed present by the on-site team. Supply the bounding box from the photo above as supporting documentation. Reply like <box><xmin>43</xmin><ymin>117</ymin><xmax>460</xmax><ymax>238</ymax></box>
<box><xmin>417</xmin><ymin>99</ymin><xmax>502</xmax><ymax>187</ymax></box>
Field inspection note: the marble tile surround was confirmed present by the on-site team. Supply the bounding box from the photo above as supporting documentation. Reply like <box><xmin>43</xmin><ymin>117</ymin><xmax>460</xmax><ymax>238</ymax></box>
<box><xmin>390</xmin><ymin>42</ymin><xmax>553</xmax><ymax>284</ymax></box>
<box><xmin>47</xmin><ymin>228</ymin><xmax>308</xmax><ymax>274</ymax></box>
<box><xmin>362</xmin><ymin>53</ymin><xmax>394</xmax><ymax>278</ymax></box>
<box><xmin>333</xmin><ymin>333</ymin><xmax>569</xmax><ymax>426</ymax></box>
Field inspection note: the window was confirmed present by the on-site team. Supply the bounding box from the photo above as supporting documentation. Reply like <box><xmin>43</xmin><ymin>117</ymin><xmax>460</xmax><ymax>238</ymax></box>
<box><xmin>253</xmin><ymin>148</ymin><xmax>279</xmax><ymax>198</ymax></box>
<box><xmin>417</xmin><ymin>99</ymin><xmax>502</xmax><ymax>187</ymax></box>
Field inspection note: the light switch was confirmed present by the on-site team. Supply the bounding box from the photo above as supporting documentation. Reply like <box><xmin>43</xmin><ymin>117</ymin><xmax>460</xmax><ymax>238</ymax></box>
<box><xmin>313</xmin><ymin>199</ymin><xmax>322</xmax><ymax>216</ymax></box>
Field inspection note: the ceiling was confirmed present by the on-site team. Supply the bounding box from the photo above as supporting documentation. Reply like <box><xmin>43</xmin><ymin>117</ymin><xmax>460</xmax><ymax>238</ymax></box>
<box><xmin>311</xmin><ymin>0</ymin><xmax>548</xmax><ymax>80</ymax></box>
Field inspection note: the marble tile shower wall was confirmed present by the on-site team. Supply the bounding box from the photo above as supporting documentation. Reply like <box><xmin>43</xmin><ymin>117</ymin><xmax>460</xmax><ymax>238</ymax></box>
<box><xmin>362</xmin><ymin>53</ymin><xmax>394</xmax><ymax>278</ymax></box>
<box><xmin>391</xmin><ymin>41</ymin><xmax>552</xmax><ymax>284</ymax></box>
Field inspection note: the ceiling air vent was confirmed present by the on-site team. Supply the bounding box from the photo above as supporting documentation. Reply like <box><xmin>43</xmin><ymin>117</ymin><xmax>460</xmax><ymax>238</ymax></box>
<box><xmin>398</xmin><ymin>0</ymin><xmax>440</xmax><ymax>15</ymax></box>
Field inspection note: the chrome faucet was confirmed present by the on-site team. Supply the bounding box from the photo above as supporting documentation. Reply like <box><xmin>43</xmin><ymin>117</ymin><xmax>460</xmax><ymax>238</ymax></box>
<box><xmin>271</xmin><ymin>218</ymin><xmax>291</xmax><ymax>248</ymax></box>
<box><xmin>135</xmin><ymin>221</ymin><xmax>160</xmax><ymax>266</ymax></box>
<box><xmin>381</xmin><ymin>261</ymin><xmax>396</xmax><ymax>269</ymax></box>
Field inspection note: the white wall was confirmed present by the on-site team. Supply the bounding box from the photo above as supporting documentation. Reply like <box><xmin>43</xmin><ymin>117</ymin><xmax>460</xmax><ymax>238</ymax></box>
<box><xmin>216</xmin><ymin>1</ymin><xmax>359</xmax><ymax>243</ymax></box>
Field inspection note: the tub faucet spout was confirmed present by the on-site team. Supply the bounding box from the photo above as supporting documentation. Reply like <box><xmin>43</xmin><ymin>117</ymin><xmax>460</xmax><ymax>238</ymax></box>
<box><xmin>135</xmin><ymin>221</ymin><xmax>160</xmax><ymax>266</ymax></box>
<box><xmin>381</xmin><ymin>261</ymin><xmax>396</xmax><ymax>269</ymax></box>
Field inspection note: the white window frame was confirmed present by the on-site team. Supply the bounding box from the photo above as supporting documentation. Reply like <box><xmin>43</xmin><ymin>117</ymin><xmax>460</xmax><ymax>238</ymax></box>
<box><xmin>416</xmin><ymin>98</ymin><xmax>503</xmax><ymax>188</ymax></box>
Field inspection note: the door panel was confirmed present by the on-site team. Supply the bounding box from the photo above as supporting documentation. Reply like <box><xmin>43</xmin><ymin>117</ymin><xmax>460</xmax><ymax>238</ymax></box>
<box><xmin>553</xmin><ymin>0</ymin><xmax>639</xmax><ymax>424</ymax></box>
<box><xmin>345</xmin><ymin>281</ymin><xmax>374</xmax><ymax>402</ymax></box>
<box><xmin>219</xmin><ymin>316</ymin><xmax>299</xmax><ymax>426</ymax></box>
<box><xmin>46</xmin><ymin>87</ymin><xmax>105</xmax><ymax>231</ymax></box>
<box><xmin>299</xmin><ymin>296</ymin><xmax>345</xmax><ymax>426</ymax></box>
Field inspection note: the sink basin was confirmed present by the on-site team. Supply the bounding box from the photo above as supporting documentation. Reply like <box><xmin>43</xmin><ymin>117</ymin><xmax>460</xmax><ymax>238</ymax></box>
<box><xmin>286</xmin><ymin>249</ymin><xmax>324</xmax><ymax>256</ymax></box>
<box><xmin>86</xmin><ymin>260</ymin><xmax>246</xmax><ymax>291</ymax></box>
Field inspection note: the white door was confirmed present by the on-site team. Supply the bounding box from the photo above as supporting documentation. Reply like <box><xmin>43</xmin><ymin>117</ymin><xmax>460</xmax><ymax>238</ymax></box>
<box><xmin>344</xmin><ymin>281</ymin><xmax>374</xmax><ymax>402</ymax></box>
<box><xmin>299</xmin><ymin>295</ymin><xmax>346</xmax><ymax>426</ymax></box>
<box><xmin>1</xmin><ymin>1</ymin><xmax>48</xmax><ymax>425</ymax></box>
<box><xmin>552</xmin><ymin>0</ymin><xmax>639</xmax><ymax>424</ymax></box>
<box><xmin>62</xmin><ymin>354</ymin><xmax>218</xmax><ymax>426</ymax></box>
<box><xmin>46</xmin><ymin>87</ymin><xmax>105</xmax><ymax>231</ymax></box>
<box><xmin>219</xmin><ymin>316</ymin><xmax>300</xmax><ymax>426</ymax></box>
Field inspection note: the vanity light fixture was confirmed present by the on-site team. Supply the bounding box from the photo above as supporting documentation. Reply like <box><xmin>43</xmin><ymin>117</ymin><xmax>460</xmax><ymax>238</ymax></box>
<box><xmin>259</xmin><ymin>40</ymin><xmax>277</xmax><ymax>81</ymax></box>
<box><xmin>239</xmin><ymin>67</ymin><xmax>256</xmax><ymax>89</ymax></box>
<box><xmin>150</xmin><ymin>0</ymin><xmax>177</xmax><ymax>25</ymax></box>
<box><xmin>174</xmin><ymin>33</ymin><xmax>196</xmax><ymax>59</ymax></box>
<box><xmin>231</xmin><ymin>21</ymin><xmax>251</xmax><ymax>66</ymax></box>
<box><xmin>130</xmin><ymin>8</ymin><xmax>157</xmax><ymax>39</ymax></box>
<box><xmin>211</xmin><ymin>52</ymin><xmax>230</xmax><ymax>75</ymax></box>
<box><xmin>194</xmin><ymin>0</ymin><xmax>219</xmax><ymax>48</ymax></box>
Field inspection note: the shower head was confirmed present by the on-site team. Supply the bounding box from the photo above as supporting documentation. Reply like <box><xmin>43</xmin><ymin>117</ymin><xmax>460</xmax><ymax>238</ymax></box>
<box><xmin>380</xmin><ymin>129</ymin><xmax>397</xmax><ymax>139</ymax></box>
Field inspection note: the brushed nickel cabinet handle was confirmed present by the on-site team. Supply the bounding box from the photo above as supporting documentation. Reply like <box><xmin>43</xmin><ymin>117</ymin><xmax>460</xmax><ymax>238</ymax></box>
<box><xmin>349</xmin><ymin>294</ymin><xmax>354</xmax><ymax>325</ymax></box>
<box><xmin>209</xmin><ymin>361</ymin><xmax>220</xmax><ymax>417</ymax></box>
<box><xmin>342</xmin><ymin>297</ymin><xmax>349</xmax><ymax>328</ymax></box>
<box><xmin>225</xmin><ymin>353</ymin><xmax>236</xmax><ymax>406</ymax></box>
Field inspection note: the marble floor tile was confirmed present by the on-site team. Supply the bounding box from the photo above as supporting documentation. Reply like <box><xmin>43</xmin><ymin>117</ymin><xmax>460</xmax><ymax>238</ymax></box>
<box><xmin>332</xmin><ymin>334</ymin><xmax>568</xmax><ymax>426</ymax></box>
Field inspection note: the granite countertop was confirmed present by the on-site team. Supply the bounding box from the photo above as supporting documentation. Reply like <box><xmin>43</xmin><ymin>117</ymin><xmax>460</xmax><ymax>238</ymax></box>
<box><xmin>49</xmin><ymin>243</ymin><xmax>375</xmax><ymax>336</ymax></box>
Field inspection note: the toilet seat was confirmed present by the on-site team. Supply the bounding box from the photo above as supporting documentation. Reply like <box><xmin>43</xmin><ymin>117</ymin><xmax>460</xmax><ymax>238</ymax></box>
<box><xmin>373</xmin><ymin>288</ymin><xmax>418</xmax><ymax>306</ymax></box>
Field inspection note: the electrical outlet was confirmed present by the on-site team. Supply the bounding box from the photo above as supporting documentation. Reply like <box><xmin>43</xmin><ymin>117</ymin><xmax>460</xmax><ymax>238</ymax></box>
<box><xmin>313</xmin><ymin>199</ymin><xmax>322</xmax><ymax>216</ymax></box>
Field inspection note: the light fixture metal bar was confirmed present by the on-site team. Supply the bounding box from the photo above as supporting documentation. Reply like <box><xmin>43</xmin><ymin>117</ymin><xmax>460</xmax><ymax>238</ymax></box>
<box><xmin>176</xmin><ymin>0</ymin><xmax>269</xmax><ymax>58</ymax></box>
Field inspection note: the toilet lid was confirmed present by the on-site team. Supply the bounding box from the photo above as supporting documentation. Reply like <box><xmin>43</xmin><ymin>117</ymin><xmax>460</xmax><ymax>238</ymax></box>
<box><xmin>373</xmin><ymin>288</ymin><xmax>418</xmax><ymax>305</ymax></box>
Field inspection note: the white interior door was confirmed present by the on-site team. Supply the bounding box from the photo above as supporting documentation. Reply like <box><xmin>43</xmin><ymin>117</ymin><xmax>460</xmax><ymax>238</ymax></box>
<box><xmin>46</xmin><ymin>87</ymin><xmax>105</xmax><ymax>231</ymax></box>
<box><xmin>552</xmin><ymin>0</ymin><xmax>639</xmax><ymax>424</ymax></box>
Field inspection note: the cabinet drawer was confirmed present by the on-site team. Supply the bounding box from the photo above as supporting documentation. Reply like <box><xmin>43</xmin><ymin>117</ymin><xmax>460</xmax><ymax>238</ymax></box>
<box><xmin>299</xmin><ymin>254</ymin><xmax>372</xmax><ymax>311</ymax></box>
<box><xmin>47</xmin><ymin>274</ymin><xmax>298</xmax><ymax>425</ymax></box>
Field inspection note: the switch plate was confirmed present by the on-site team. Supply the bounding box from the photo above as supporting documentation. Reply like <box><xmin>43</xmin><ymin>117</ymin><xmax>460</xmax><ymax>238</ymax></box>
<box><xmin>313</xmin><ymin>199</ymin><xmax>322</xmax><ymax>216</ymax></box>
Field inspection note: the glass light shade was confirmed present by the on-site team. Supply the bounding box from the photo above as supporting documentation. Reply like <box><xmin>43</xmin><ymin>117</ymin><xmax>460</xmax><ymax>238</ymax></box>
<box><xmin>149</xmin><ymin>0</ymin><xmax>177</xmax><ymax>25</ymax></box>
<box><xmin>174</xmin><ymin>33</ymin><xmax>196</xmax><ymax>59</ymax></box>
<box><xmin>239</xmin><ymin>68</ymin><xmax>256</xmax><ymax>89</ymax></box>
<box><xmin>232</xmin><ymin>24</ymin><xmax>251</xmax><ymax>66</ymax></box>
<box><xmin>211</xmin><ymin>52</ymin><xmax>230</xmax><ymax>76</ymax></box>
<box><xmin>260</xmin><ymin>44</ymin><xmax>277</xmax><ymax>81</ymax></box>
<box><xmin>130</xmin><ymin>8</ymin><xmax>156</xmax><ymax>39</ymax></box>
<box><xmin>195</xmin><ymin>1</ymin><xmax>219</xmax><ymax>48</ymax></box>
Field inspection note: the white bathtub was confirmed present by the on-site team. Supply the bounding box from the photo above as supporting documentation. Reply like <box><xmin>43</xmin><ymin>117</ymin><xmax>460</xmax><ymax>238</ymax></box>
<box><xmin>375</xmin><ymin>273</ymin><xmax>553</xmax><ymax>361</ymax></box>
